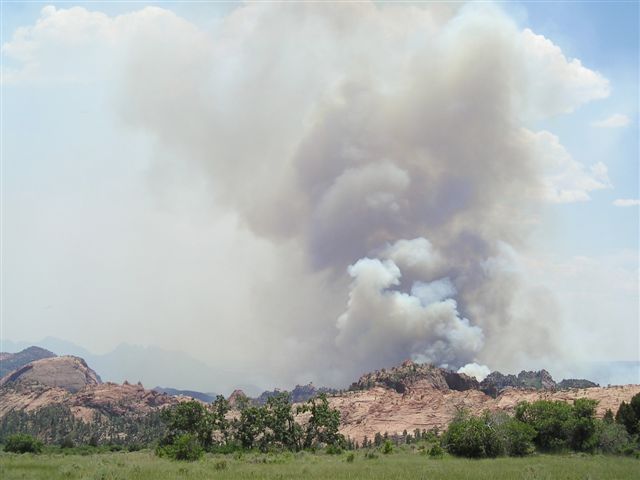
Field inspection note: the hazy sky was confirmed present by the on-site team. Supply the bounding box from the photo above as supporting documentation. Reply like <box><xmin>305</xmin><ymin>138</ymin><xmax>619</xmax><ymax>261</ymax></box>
<box><xmin>1</xmin><ymin>1</ymin><xmax>638</xmax><ymax>391</ymax></box>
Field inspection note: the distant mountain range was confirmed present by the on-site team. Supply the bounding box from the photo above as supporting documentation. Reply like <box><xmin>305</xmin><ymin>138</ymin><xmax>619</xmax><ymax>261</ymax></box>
<box><xmin>3</xmin><ymin>337</ymin><xmax>638</xmax><ymax>396</ymax></box>
<box><xmin>152</xmin><ymin>387</ymin><xmax>218</xmax><ymax>403</ymax></box>
<box><xmin>1</xmin><ymin>337</ymin><xmax>259</xmax><ymax>394</ymax></box>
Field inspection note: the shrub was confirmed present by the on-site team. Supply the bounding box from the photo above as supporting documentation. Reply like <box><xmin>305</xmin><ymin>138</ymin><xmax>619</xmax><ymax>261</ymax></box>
<box><xmin>382</xmin><ymin>440</ymin><xmax>393</xmax><ymax>454</ymax></box>
<box><xmin>325</xmin><ymin>443</ymin><xmax>343</xmax><ymax>455</ymax></box>
<box><xmin>157</xmin><ymin>433</ymin><xmax>203</xmax><ymax>461</ymax></box>
<box><xmin>515</xmin><ymin>398</ymin><xmax>600</xmax><ymax>453</ymax></box>
<box><xmin>500</xmin><ymin>418</ymin><xmax>536</xmax><ymax>456</ymax></box>
<box><xmin>59</xmin><ymin>435</ymin><xmax>74</xmax><ymax>449</ymax></box>
<box><xmin>597</xmin><ymin>420</ymin><xmax>632</xmax><ymax>454</ymax></box>
<box><xmin>428</xmin><ymin>444</ymin><xmax>444</xmax><ymax>458</ymax></box>
<box><xmin>4</xmin><ymin>434</ymin><xmax>43</xmax><ymax>454</ymax></box>
<box><xmin>442</xmin><ymin>412</ymin><xmax>503</xmax><ymax>458</ymax></box>
<box><xmin>515</xmin><ymin>400</ymin><xmax>573</xmax><ymax>451</ymax></box>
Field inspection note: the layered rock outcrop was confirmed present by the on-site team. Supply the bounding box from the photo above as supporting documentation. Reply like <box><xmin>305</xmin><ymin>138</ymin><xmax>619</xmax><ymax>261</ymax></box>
<box><xmin>0</xmin><ymin>356</ymin><xmax>101</xmax><ymax>393</ymax></box>
<box><xmin>0</xmin><ymin>355</ymin><xmax>177</xmax><ymax>424</ymax></box>
<box><xmin>331</xmin><ymin>381</ymin><xmax>639</xmax><ymax>443</ymax></box>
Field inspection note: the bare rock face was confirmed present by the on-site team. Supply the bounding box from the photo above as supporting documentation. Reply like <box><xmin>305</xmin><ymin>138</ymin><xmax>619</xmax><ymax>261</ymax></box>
<box><xmin>480</xmin><ymin>369</ymin><xmax>598</xmax><ymax>397</ymax></box>
<box><xmin>330</xmin><ymin>383</ymin><xmax>640</xmax><ymax>443</ymax></box>
<box><xmin>480</xmin><ymin>371</ymin><xmax>520</xmax><ymax>396</ymax></box>
<box><xmin>442</xmin><ymin>370</ymin><xmax>480</xmax><ymax>391</ymax></box>
<box><xmin>0</xmin><ymin>358</ymin><xmax>178</xmax><ymax>426</ymax></box>
<box><xmin>256</xmin><ymin>383</ymin><xmax>338</xmax><ymax>405</ymax></box>
<box><xmin>0</xmin><ymin>356</ymin><xmax>101</xmax><ymax>393</ymax></box>
<box><xmin>228</xmin><ymin>389</ymin><xmax>250</xmax><ymax>408</ymax></box>
<box><xmin>557</xmin><ymin>379</ymin><xmax>599</xmax><ymax>389</ymax></box>
<box><xmin>480</xmin><ymin>369</ymin><xmax>556</xmax><ymax>397</ymax></box>
<box><xmin>517</xmin><ymin>369</ymin><xmax>556</xmax><ymax>389</ymax></box>
<box><xmin>0</xmin><ymin>346</ymin><xmax>56</xmax><ymax>377</ymax></box>
<box><xmin>70</xmin><ymin>382</ymin><xmax>178</xmax><ymax>421</ymax></box>
<box><xmin>348</xmin><ymin>360</ymin><xmax>472</xmax><ymax>394</ymax></box>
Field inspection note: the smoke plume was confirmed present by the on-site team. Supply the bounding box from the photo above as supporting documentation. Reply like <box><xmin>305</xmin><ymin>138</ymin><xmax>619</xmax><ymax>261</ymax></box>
<box><xmin>2</xmin><ymin>2</ymin><xmax>616</xmax><ymax>387</ymax></box>
<box><xmin>115</xmin><ymin>2</ymin><xmax>609</xmax><ymax>382</ymax></box>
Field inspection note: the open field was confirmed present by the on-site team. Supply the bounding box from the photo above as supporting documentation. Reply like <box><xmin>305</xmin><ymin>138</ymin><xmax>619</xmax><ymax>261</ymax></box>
<box><xmin>1</xmin><ymin>450</ymin><xmax>638</xmax><ymax>480</ymax></box>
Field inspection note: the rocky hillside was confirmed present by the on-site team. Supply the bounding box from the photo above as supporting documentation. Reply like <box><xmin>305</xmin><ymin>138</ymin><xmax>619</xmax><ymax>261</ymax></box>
<box><xmin>0</xmin><ymin>346</ymin><xmax>56</xmax><ymax>377</ymax></box>
<box><xmin>0</xmin><ymin>356</ymin><xmax>102</xmax><ymax>393</ymax></box>
<box><xmin>331</xmin><ymin>379</ymin><xmax>640</xmax><ymax>443</ymax></box>
<box><xmin>255</xmin><ymin>383</ymin><xmax>338</xmax><ymax>405</ymax></box>
<box><xmin>0</xmin><ymin>351</ymin><xmax>635</xmax><ymax>447</ymax></box>
<box><xmin>153</xmin><ymin>387</ymin><xmax>218</xmax><ymax>403</ymax></box>
<box><xmin>480</xmin><ymin>369</ymin><xmax>598</xmax><ymax>397</ymax></box>
<box><xmin>348</xmin><ymin>360</ymin><xmax>478</xmax><ymax>393</ymax></box>
<box><xmin>0</xmin><ymin>355</ymin><xmax>178</xmax><ymax>427</ymax></box>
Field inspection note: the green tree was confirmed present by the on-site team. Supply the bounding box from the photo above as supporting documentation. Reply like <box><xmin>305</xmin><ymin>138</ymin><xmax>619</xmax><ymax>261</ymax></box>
<box><xmin>441</xmin><ymin>411</ymin><xmax>503</xmax><ymax>458</ymax></box>
<box><xmin>603</xmin><ymin>409</ymin><xmax>614</xmax><ymax>424</ymax></box>
<box><xmin>567</xmin><ymin>398</ymin><xmax>599</xmax><ymax>452</ymax></box>
<box><xmin>235</xmin><ymin>405</ymin><xmax>266</xmax><ymax>450</ymax></box>
<box><xmin>160</xmin><ymin>401</ymin><xmax>213</xmax><ymax>450</ymax></box>
<box><xmin>264</xmin><ymin>392</ymin><xmax>302</xmax><ymax>451</ymax></box>
<box><xmin>211</xmin><ymin>395</ymin><xmax>231</xmax><ymax>443</ymax></box>
<box><xmin>298</xmin><ymin>393</ymin><xmax>344</xmax><ymax>449</ymax></box>
<box><xmin>615</xmin><ymin>394</ymin><xmax>640</xmax><ymax>436</ymax></box>
<box><xmin>382</xmin><ymin>439</ymin><xmax>393</xmax><ymax>454</ymax></box>
<box><xmin>515</xmin><ymin>400</ymin><xmax>573</xmax><ymax>451</ymax></box>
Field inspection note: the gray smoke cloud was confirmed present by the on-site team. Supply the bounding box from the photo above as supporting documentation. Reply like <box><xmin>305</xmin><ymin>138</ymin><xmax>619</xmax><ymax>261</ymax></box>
<box><xmin>113</xmin><ymin>2</ymin><xmax>609</xmax><ymax>382</ymax></box>
<box><xmin>2</xmin><ymin>2</ymin><xmax>614</xmax><ymax>387</ymax></box>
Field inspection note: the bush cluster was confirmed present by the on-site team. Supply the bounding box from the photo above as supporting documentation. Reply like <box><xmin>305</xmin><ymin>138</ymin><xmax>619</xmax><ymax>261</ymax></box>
<box><xmin>4</xmin><ymin>433</ymin><xmax>43</xmax><ymax>454</ymax></box>
<box><xmin>441</xmin><ymin>393</ymin><xmax>640</xmax><ymax>458</ymax></box>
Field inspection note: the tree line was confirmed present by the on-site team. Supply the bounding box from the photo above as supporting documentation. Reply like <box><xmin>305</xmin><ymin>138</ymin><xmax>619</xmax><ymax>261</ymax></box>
<box><xmin>3</xmin><ymin>392</ymin><xmax>639</xmax><ymax>460</ymax></box>
<box><xmin>156</xmin><ymin>392</ymin><xmax>345</xmax><ymax>460</ymax></box>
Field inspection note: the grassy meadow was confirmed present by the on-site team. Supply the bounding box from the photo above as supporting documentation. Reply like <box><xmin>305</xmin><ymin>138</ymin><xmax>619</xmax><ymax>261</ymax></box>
<box><xmin>1</xmin><ymin>449</ymin><xmax>638</xmax><ymax>480</ymax></box>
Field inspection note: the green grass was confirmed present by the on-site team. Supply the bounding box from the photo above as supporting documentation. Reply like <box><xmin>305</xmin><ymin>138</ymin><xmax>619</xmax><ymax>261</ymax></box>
<box><xmin>0</xmin><ymin>449</ymin><xmax>638</xmax><ymax>479</ymax></box>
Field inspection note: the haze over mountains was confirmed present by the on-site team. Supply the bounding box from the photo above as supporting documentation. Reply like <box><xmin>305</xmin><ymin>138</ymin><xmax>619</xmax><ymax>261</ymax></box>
<box><xmin>2</xmin><ymin>337</ymin><xmax>638</xmax><ymax>395</ymax></box>
<box><xmin>1</xmin><ymin>347</ymin><xmax>638</xmax><ymax>445</ymax></box>
<box><xmin>0</xmin><ymin>337</ymin><xmax>261</xmax><ymax>395</ymax></box>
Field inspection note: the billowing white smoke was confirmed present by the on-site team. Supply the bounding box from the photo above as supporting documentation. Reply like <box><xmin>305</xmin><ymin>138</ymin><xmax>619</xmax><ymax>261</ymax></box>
<box><xmin>458</xmin><ymin>363</ymin><xmax>492</xmax><ymax>382</ymax></box>
<box><xmin>2</xmin><ymin>2</ymin><xmax>614</xmax><ymax>386</ymax></box>
<box><xmin>337</xmin><ymin>238</ymin><xmax>484</xmax><ymax>370</ymax></box>
<box><xmin>114</xmin><ymin>2</ymin><xmax>608</xmax><ymax>381</ymax></box>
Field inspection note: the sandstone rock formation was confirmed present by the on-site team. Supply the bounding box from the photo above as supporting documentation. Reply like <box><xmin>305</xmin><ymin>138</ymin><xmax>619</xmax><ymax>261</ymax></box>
<box><xmin>480</xmin><ymin>369</ymin><xmax>598</xmax><ymax>397</ymax></box>
<box><xmin>348</xmin><ymin>360</ymin><xmax>473</xmax><ymax>393</ymax></box>
<box><xmin>330</xmin><ymin>380</ymin><xmax>640</xmax><ymax>443</ymax></box>
<box><xmin>557</xmin><ymin>378</ymin><xmax>599</xmax><ymax>389</ymax></box>
<box><xmin>0</xmin><ymin>354</ymin><xmax>178</xmax><ymax>425</ymax></box>
<box><xmin>0</xmin><ymin>351</ymin><xmax>635</xmax><ymax>447</ymax></box>
<box><xmin>0</xmin><ymin>356</ymin><xmax>101</xmax><ymax>393</ymax></box>
<box><xmin>255</xmin><ymin>383</ymin><xmax>338</xmax><ymax>405</ymax></box>
<box><xmin>227</xmin><ymin>389</ymin><xmax>250</xmax><ymax>408</ymax></box>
